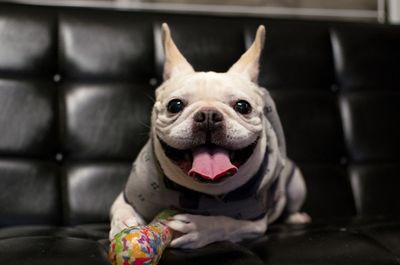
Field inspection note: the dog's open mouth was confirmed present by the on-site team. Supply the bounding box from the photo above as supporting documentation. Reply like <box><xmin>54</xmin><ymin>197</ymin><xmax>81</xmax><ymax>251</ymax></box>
<box><xmin>159</xmin><ymin>138</ymin><xmax>258</xmax><ymax>184</ymax></box>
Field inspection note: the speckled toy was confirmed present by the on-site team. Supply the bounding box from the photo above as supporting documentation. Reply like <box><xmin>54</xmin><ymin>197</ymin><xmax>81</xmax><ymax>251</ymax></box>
<box><xmin>109</xmin><ymin>210</ymin><xmax>177</xmax><ymax>265</ymax></box>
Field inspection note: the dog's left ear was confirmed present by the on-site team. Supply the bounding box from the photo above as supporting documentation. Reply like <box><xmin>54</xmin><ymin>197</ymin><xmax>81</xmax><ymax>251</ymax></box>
<box><xmin>228</xmin><ymin>25</ymin><xmax>265</xmax><ymax>83</ymax></box>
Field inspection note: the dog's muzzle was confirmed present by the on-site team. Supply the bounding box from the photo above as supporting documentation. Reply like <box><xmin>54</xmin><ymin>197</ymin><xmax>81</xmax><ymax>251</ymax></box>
<box><xmin>159</xmin><ymin>137</ymin><xmax>259</xmax><ymax>184</ymax></box>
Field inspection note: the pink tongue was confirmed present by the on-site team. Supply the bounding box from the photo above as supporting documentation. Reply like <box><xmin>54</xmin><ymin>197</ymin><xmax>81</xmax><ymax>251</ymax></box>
<box><xmin>189</xmin><ymin>146</ymin><xmax>238</xmax><ymax>181</ymax></box>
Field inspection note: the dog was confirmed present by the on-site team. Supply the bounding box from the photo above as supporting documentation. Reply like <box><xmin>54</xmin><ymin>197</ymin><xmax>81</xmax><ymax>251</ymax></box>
<box><xmin>109</xmin><ymin>23</ymin><xmax>310</xmax><ymax>249</ymax></box>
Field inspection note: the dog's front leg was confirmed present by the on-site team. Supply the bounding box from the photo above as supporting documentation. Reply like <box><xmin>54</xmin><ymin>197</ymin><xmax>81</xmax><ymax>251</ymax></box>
<box><xmin>109</xmin><ymin>193</ymin><xmax>146</xmax><ymax>240</ymax></box>
<box><xmin>166</xmin><ymin>214</ymin><xmax>268</xmax><ymax>249</ymax></box>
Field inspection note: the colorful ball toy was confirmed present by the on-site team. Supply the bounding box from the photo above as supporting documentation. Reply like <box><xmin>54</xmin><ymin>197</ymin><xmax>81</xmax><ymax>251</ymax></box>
<box><xmin>109</xmin><ymin>210</ymin><xmax>177</xmax><ymax>265</ymax></box>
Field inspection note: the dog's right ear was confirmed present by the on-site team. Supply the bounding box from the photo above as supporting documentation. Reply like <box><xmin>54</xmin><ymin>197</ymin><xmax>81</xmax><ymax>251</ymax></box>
<box><xmin>228</xmin><ymin>25</ymin><xmax>265</xmax><ymax>83</ymax></box>
<box><xmin>161</xmin><ymin>23</ymin><xmax>194</xmax><ymax>80</ymax></box>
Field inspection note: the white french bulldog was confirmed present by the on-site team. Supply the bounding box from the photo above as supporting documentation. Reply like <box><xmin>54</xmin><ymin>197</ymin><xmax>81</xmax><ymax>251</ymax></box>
<box><xmin>109</xmin><ymin>23</ymin><xmax>310</xmax><ymax>249</ymax></box>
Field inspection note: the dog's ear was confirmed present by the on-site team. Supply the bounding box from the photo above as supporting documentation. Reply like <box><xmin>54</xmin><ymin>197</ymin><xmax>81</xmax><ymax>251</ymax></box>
<box><xmin>161</xmin><ymin>23</ymin><xmax>194</xmax><ymax>80</ymax></box>
<box><xmin>228</xmin><ymin>25</ymin><xmax>265</xmax><ymax>83</ymax></box>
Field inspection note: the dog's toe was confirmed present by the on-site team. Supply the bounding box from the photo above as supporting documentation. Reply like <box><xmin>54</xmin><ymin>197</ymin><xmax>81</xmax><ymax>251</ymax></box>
<box><xmin>167</xmin><ymin>219</ymin><xmax>195</xmax><ymax>233</ymax></box>
<box><xmin>170</xmin><ymin>232</ymin><xmax>201</xmax><ymax>248</ymax></box>
<box><xmin>285</xmin><ymin>212</ymin><xmax>311</xmax><ymax>224</ymax></box>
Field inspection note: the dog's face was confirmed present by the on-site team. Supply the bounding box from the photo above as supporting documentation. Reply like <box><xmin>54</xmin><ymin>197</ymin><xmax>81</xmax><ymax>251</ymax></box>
<box><xmin>152</xmin><ymin>24</ymin><xmax>268</xmax><ymax>195</ymax></box>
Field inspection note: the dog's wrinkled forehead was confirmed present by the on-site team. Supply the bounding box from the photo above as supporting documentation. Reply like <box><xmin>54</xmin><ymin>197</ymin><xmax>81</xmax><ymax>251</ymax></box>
<box><xmin>156</xmin><ymin>71</ymin><xmax>264</xmax><ymax>106</ymax></box>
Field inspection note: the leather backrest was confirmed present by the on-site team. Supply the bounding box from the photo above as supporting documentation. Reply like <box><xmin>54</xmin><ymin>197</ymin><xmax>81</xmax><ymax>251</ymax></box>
<box><xmin>0</xmin><ymin>2</ymin><xmax>399</xmax><ymax>225</ymax></box>
<box><xmin>0</xmin><ymin>5</ymin><xmax>60</xmax><ymax>225</ymax></box>
<box><xmin>333</xmin><ymin>24</ymin><xmax>400</xmax><ymax>216</ymax></box>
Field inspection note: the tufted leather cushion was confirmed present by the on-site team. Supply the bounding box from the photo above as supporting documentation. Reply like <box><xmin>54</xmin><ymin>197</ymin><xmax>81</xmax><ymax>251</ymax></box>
<box><xmin>332</xmin><ymin>24</ymin><xmax>400</xmax><ymax>91</ymax></box>
<box><xmin>0</xmin><ymin>237</ymin><xmax>110</xmax><ymax>265</ymax></box>
<box><xmin>59</xmin><ymin>10</ymin><xmax>155</xmax><ymax>82</ymax></box>
<box><xmin>0</xmin><ymin>6</ymin><xmax>56</xmax><ymax>78</ymax></box>
<box><xmin>63</xmin><ymin>162</ymin><xmax>131</xmax><ymax>225</ymax></box>
<box><xmin>247</xmin><ymin>228</ymin><xmax>400</xmax><ymax>265</ymax></box>
<box><xmin>350</xmin><ymin>164</ymin><xmax>400</xmax><ymax>216</ymax></box>
<box><xmin>0</xmin><ymin>79</ymin><xmax>57</xmax><ymax>156</ymax></box>
<box><xmin>271</xmin><ymin>90</ymin><xmax>346</xmax><ymax>163</ymax></box>
<box><xmin>0</xmin><ymin>160</ymin><xmax>60</xmax><ymax>226</ymax></box>
<box><xmin>339</xmin><ymin>91</ymin><xmax>400</xmax><ymax>162</ymax></box>
<box><xmin>61</xmin><ymin>82</ymin><xmax>153</xmax><ymax>160</ymax></box>
<box><xmin>246</xmin><ymin>21</ymin><xmax>335</xmax><ymax>90</ymax></box>
<box><xmin>300</xmin><ymin>164</ymin><xmax>356</xmax><ymax>218</ymax></box>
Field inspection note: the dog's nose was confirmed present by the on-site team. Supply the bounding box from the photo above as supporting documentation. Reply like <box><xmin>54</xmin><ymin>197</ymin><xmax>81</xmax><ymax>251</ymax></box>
<box><xmin>193</xmin><ymin>109</ymin><xmax>224</xmax><ymax>131</ymax></box>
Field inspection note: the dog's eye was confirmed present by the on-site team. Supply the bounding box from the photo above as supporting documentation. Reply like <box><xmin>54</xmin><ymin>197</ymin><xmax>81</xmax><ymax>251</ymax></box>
<box><xmin>167</xmin><ymin>99</ymin><xmax>185</xmax><ymax>113</ymax></box>
<box><xmin>234</xmin><ymin>100</ymin><xmax>252</xmax><ymax>115</ymax></box>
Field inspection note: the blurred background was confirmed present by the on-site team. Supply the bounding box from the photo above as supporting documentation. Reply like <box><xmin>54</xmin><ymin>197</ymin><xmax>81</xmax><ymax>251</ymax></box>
<box><xmin>1</xmin><ymin>0</ymin><xmax>399</xmax><ymax>23</ymax></box>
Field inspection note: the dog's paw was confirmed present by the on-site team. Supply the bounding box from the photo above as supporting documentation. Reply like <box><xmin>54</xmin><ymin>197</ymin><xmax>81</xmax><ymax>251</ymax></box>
<box><xmin>166</xmin><ymin>214</ymin><xmax>228</xmax><ymax>249</ymax></box>
<box><xmin>285</xmin><ymin>212</ymin><xmax>311</xmax><ymax>224</ymax></box>
<box><xmin>109</xmin><ymin>209</ymin><xmax>146</xmax><ymax>240</ymax></box>
<box><xmin>166</xmin><ymin>214</ymin><xmax>267</xmax><ymax>249</ymax></box>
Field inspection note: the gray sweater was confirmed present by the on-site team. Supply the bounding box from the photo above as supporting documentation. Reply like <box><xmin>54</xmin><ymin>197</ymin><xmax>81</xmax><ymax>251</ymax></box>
<box><xmin>124</xmin><ymin>91</ymin><xmax>294</xmax><ymax>223</ymax></box>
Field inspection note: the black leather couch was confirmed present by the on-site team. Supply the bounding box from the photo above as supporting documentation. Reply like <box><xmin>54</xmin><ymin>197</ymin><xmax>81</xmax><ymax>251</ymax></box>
<box><xmin>0</xmin><ymin>2</ymin><xmax>400</xmax><ymax>264</ymax></box>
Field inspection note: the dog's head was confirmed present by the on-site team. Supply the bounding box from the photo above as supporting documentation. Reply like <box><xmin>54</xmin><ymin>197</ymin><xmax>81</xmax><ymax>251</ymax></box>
<box><xmin>152</xmin><ymin>24</ymin><xmax>270</xmax><ymax>195</ymax></box>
